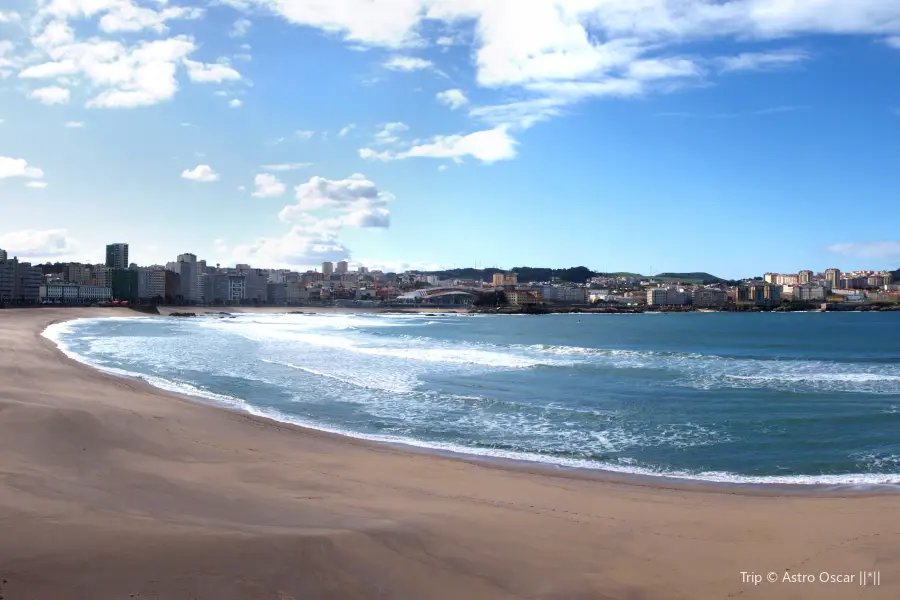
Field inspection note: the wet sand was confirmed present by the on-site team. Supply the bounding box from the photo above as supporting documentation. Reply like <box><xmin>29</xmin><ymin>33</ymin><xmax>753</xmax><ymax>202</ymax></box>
<box><xmin>1</xmin><ymin>307</ymin><xmax>898</xmax><ymax>599</ymax></box>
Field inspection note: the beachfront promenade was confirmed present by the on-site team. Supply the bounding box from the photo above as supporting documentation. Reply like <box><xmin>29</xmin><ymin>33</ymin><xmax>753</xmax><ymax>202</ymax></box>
<box><xmin>0</xmin><ymin>307</ymin><xmax>898</xmax><ymax>599</ymax></box>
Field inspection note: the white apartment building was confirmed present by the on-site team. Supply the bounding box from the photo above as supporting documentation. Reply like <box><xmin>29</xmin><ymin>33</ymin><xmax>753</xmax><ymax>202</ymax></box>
<box><xmin>647</xmin><ymin>287</ymin><xmax>690</xmax><ymax>306</ymax></box>
<box><xmin>540</xmin><ymin>286</ymin><xmax>586</xmax><ymax>303</ymax></box>
<box><xmin>647</xmin><ymin>288</ymin><xmax>669</xmax><ymax>306</ymax></box>
<box><xmin>40</xmin><ymin>284</ymin><xmax>112</xmax><ymax>303</ymax></box>
<box><xmin>40</xmin><ymin>284</ymin><xmax>81</xmax><ymax>303</ymax></box>
<box><xmin>136</xmin><ymin>267</ymin><xmax>166</xmax><ymax>300</ymax></box>
<box><xmin>322</xmin><ymin>262</ymin><xmax>334</xmax><ymax>276</ymax></box>
<box><xmin>336</xmin><ymin>261</ymin><xmax>349</xmax><ymax>274</ymax></box>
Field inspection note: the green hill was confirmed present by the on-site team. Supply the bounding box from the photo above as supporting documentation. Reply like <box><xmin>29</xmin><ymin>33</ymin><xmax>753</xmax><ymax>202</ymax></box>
<box><xmin>654</xmin><ymin>272</ymin><xmax>726</xmax><ymax>284</ymax></box>
<box><xmin>412</xmin><ymin>267</ymin><xmax>729</xmax><ymax>285</ymax></box>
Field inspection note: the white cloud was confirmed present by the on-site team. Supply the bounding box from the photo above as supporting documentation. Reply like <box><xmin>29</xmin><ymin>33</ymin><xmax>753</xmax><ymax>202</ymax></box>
<box><xmin>26</xmin><ymin>181</ymin><xmax>49</xmax><ymax>189</ymax></box>
<box><xmin>19</xmin><ymin>17</ymin><xmax>202</xmax><ymax>109</ymax></box>
<box><xmin>212</xmin><ymin>238</ymin><xmax>229</xmax><ymax>255</ymax></box>
<box><xmin>184</xmin><ymin>59</ymin><xmax>241</xmax><ymax>83</ymax></box>
<box><xmin>239</xmin><ymin>0</ymin><xmax>426</xmax><ymax>48</ymax></box>
<box><xmin>436</xmin><ymin>88</ymin><xmax>468</xmax><ymax>110</ymax></box>
<box><xmin>260</xmin><ymin>162</ymin><xmax>313</xmax><ymax>171</ymax></box>
<box><xmin>718</xmin><ymin>50</ymin><xmax>810</xmax><ymax>73</ymax></box>
<box><xmin>888</xmin><ymin>37</ymin><xmax>900</xmax><ymax>49</ymax></box>
<box><xmin>0</xmin><ymin>11</ymin><xmax>21</xmax><ymax>23</ymax></box>
<box><xmin>229</xmin><ymin>98</ymin><xmax>242</xmax><ymax>108</ymax></box>
<box><xmin>383</xmin><ymin>56</ymin><xmax>433</xmax><ymax>71</ymax></box>
<box><xmin>231</xmin><ymin>225</ymin><xmax>351</xmax><ymax>269</ymax></box>
<box><xmin>373</xmin><ymin>121</ymin><xmax>408</xmax><ymax>145</ymax></box>
<box><xmin>243</xmin><ymin>0</ymin><xmax>900</xmax><ymax>136</ymax></box>
<box><xmin>181</xmin><ymin>164</ymin><xmax>219</xmax><ymax>182</ymax></box>
<box><xmin>0</xmin><ymin>157</ymin><xmax>45</xmax><ymax>179</ymax></box>
<box><xmin>338</xmin><ymin>123</ymin><xmax>356</xmax><ymax>137</ymax></box>
<box><xmin>0</xmin><ymin>229</ymin><xmax>78</xmax><ymax>260</ymax></box>
<box><xmin>361</xmin><ymin>127</ymin><xmax>518</xmax><ymax>164</ymax></box>
<box><xmin>827</xmin><ymin>242</ymin><xmax>900</xmax><ymax>261</ymax></box>
<box><xmin>629</xmin><ymin>58</ymin><xmax>703</xmax><ymax>80</ymax></box>
<box><xmin>358</xmin><ymin>148</ymin><xmax>394</xmax><ymax>161</ymax></box>
<box><xmin>280</xmin><ymin>175</ymin><xmax>393</xmax><ymax>230</ymax></box>
<box><xmin>437</xmin><ymin>164</ymin><xmax>448</xmax><ymax>171</ymax></box>
<box><xmin>29</xmin><ymin>86</ymin><xmax>70</xmax><ymax>105</ymax></box>
<box><xmin>295</xmin><ymin>130</ymin><xmax>316</xmax><ymax>139</ymax></box>
<box><xmin>64</xmin><ymin>121</ymin><xmax>84</xmax><ymax>127</ymax></box>
<box><xmin>251</xmin><ymin>173</ymin><xmax>286</xmax><ymax>197</ymax></box>
<box><xmin>230</xmin><ymin>18</ymin><xmax>252</xmax><ymax>38</ymax></box>
<box><xmin>469</xmin><ymin>97</ymin><xmax>569</xmax><ymax>130</ymax></box>
<box><xmin>237</xmin><ymin>185</ymin><xmax>246</xmax><ymax>191</ymax></box>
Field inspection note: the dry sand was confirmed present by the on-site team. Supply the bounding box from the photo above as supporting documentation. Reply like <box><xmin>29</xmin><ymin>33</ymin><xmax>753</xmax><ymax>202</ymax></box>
<box><xmin>1</xmin><ymin>307</ymin><xmax>898</xmax><ymax>600</ymax></box>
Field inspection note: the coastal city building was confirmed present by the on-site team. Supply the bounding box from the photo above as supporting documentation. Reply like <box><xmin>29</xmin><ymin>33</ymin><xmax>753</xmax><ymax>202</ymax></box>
<box><xmin>105</xmin><ymin>243</ymin><xmax>129</xmax><ymax>270</ymax></box>
<box><xmin>3</xmin><ymin>237</ymin><xmax>899</xmax><ymax>311</ymax></box>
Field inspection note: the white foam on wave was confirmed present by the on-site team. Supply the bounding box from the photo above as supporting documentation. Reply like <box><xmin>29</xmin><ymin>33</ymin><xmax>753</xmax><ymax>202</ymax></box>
<box><xmin>261</xmin><ymin>359</ymin><xmax>417</xmax><ymax>394</ymax></box>
<box><xmin>235</xmin><ymin>327</ymin><xmax>560</xmax><ymax>369</ymax></box>
<box><xmin>727</xmin><ymin>373</ymin><xmax>900</xmax><ymax>383</ymax></box>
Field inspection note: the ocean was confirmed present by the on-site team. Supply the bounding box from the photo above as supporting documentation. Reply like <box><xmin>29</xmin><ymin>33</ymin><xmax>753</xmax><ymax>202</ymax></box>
<box><xmin>44</xmin><ymin>311</ymin><xmax>900</xmax><ymax>487</ymax></box>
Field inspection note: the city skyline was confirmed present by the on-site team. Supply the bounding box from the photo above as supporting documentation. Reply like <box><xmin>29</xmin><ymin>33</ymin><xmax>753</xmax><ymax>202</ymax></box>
<box><xmin>2</xmin><ymin>1</ymin><xmax>900</xmax><ymax>278</ymax></box>
<box><xmin>1</xmin><ymin>236</ymin><xmax>898</xmax><ymax>281</ymax></box>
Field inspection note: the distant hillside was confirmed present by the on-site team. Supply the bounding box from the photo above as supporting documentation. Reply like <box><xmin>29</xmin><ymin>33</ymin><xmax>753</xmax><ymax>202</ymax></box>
<box><xmin>892</xmin><ymin>267</ymin><xmax>900</xmax><ymax>282</ymax></box>
<box><xmin>415</xmin><ymin>267</ymin><xmax>732</xmax><ymax>284</ymax></box>
<box><xmin>654</xmin><ymin>272</ymin><xmax>726</xmax><ymax>284</ymax></box>
<box><xmin>421</xmin><ymin>266</ymin><xmax>602</xmax><ymax>283</ymax></box>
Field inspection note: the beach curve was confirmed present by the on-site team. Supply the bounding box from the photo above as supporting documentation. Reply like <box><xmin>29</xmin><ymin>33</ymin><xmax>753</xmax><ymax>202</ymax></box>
<box><xmin>1</xmin><ymin>307</ymin><xmax>899</xmax><ymax>599</ymax></box>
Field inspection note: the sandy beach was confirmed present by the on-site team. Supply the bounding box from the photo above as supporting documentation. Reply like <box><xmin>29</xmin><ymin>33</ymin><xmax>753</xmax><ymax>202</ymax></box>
<box><xmin>1</xmin><ymin>308</ymin><xmax>898</xmax><ymax>599</ymax></box>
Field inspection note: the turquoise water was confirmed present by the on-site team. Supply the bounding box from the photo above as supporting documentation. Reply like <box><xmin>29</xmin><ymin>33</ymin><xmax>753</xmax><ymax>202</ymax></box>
<box><xmin>44</xmin><ymin>312</ymin><xmax>900</xmax><ymax>486</ymax></box>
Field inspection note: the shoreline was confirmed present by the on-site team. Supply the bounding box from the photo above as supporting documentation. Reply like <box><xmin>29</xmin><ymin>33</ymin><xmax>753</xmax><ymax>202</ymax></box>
<box><xmin>43</xmin><ymin>310</ymin><xmax>900</xmax><ymax>494</ymax></box>
<box><xmin>3</xmin><ymin>307</ymin><xmax>899</xmax><ymax>598</ymax></box>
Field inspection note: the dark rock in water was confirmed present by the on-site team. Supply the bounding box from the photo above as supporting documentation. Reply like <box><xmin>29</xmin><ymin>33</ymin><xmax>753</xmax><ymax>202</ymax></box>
<box><xmin>169</xmin><ymin>312</ymin><xmax>197</xmax><ymax>317</ymax></box>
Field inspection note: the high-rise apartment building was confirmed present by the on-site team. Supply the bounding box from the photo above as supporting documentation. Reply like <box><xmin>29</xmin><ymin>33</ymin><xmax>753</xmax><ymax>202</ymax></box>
<box><xmin>799</xmin><ymin>270</ymin><xmax>813</xmax><ymax>284</ymax></box>
<box><xmin>0</xmin><ymin>252</ymin><xmax>42</xmax><ymax>305</ymax></box>
<box><xmin>105</xmin><ymin>243</ymin><xmax>129</xmax><ymax>270</ymax></box>
<box><xmin>322</xmin><ymin>262</ymin><xmax>334</xmax><ymax>276</ymax></box>
<box><xmin>336</xmin><ymin>261</ymin><xmax>349</xmax><ymax>274</ymax></box>
<box><xmin>825</xmin><ymin>268</ymin><xmax>841</xmax><ymax>289</ymax></box>
<box><xmin>137</xmin><ymin>267</ymin><xmax>167</xmax><ymax>300</ymax></box>
<box><xmin>0</xmin><ymin>249</ymin><xmax>6</xmax><ymax>261</ymax></box>
<box><xmin>176</xmin><ymin>253</ymin><xmax>199</xmax><ymax>303</ymax></box>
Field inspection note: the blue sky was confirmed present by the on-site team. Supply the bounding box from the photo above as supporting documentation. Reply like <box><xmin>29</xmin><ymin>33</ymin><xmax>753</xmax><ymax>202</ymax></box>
<box><xmin>1</xmin><ymin>0</ymin><xmax>900</xmax><ymax>278</ymax></box>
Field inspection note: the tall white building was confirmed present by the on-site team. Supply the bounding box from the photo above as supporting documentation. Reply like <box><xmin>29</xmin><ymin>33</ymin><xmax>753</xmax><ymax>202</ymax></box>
<box><xmin>322</xmin><ymin>262</ymin><xmax>334</xmax><ymax>276</ymax></box>
<box><xmin>336</xmin><ymin>261</ymin><xmax>349</xmax><ymax>274</ymax></box>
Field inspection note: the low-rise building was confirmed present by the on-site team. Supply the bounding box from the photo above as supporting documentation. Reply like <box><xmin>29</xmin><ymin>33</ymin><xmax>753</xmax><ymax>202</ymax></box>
<box><xmin>795</xmin><ymin>284</ymin><xmax>826</xmax><ymax>302</ymax></box>
<box><xmin>735</xmin><ymin>283</ymin><xmax>782</xmax><ymax>307</ymax></box>
<box><xmin>40</xmin><ymin>284</ymin><xmax>113</xmax><ymax>304</ymax></box>
<box><xmin>541</xmin><ymin>286</ymin><xmax>586</xmax><ymax>304</ymax></box>
<box><xmin>692</xmin><ymin>288</ymin><xmax>727</xmax><ymax>308</ymax></box>
<box><xmin>506</xmin><ymin>290</ymin><xmax>541</xmax><ymax>306</ymax></box>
